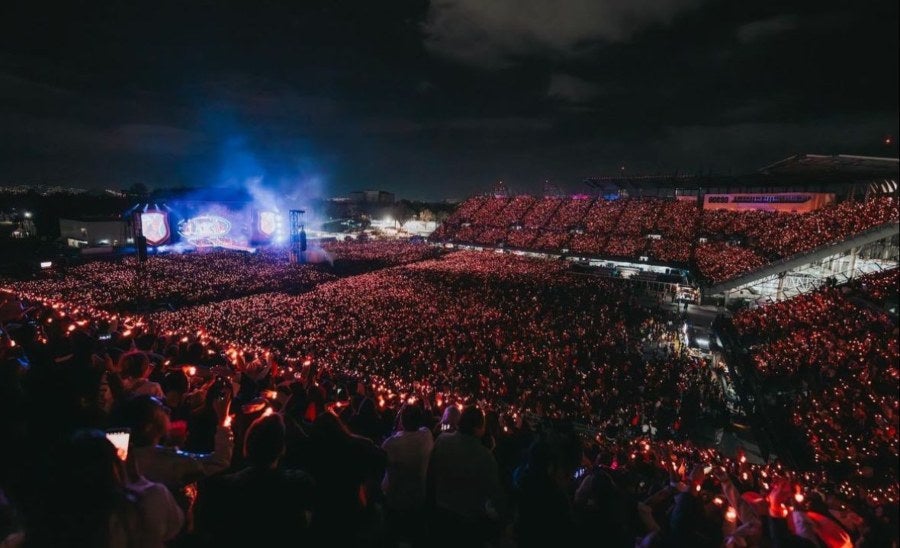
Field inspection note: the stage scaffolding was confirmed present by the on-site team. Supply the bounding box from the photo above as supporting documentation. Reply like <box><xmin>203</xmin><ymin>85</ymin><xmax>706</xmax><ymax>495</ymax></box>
<box><xmin>289</xmin><ymin>209</ymin><xmax>307</xmax><ymax>264</ymax></box>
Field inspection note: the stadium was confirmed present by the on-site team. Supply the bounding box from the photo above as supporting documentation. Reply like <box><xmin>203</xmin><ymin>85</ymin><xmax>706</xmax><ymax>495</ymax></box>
<box><xmin>0</xmin><ymin>154</ymin><xmax>897</xmax><ymax>546</ymax></box>
<box><xmin>432</xmin><ymin>154</ymin><xmax>899</xmax><ymax>307</ymax></box>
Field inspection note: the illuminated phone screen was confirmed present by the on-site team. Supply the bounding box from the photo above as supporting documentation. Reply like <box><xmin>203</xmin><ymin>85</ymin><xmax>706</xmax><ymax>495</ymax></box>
<box><xmin>106</xmin><ymin>430</ymin><xmax>130</xmax><ymax>461</ymax></box>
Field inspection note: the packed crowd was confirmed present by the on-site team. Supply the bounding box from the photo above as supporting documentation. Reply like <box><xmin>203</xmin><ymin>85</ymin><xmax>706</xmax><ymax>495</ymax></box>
<box><xmin>694</xmin><ymin>243</ymin><xmax>767</xmax><ymax>284</ymax></box>
<box><xmin>519</xmin><ymin>197</ymin><xmax>563</xmax><ymax>229</ymax></box>
<box><xmin>432</xmin><ymin>194</ymin><xmax>898</xmax><ymax>283</ymax></box>
<box><xmin>3</xmin><ymin>241</ymin><xmax>441</xmax><ymax>313</ymax></box>
<box><xmin>732</xmin><ymin>271</ymin><xmax>899</xmax><ymax>508</ymax></box>
<box><xmin>505</xmin><ymin>228</ymin><xmax>540</xmax><ymax>250</ymax></box>
<box><xmin>656</xmin><ymin>201</ymin><xmax>701</xmax><ymax>240</ymax></box>
<box><xmin>1</xmin><ymin>248</ymin><xmax>896</xmax><ymax>546</ymax></box>
<box><xmin>648</xmin><ymin>239</ymin><xmax>693</xmax><ymax>264</ymax></box>
<box><xmin>567</xmin><ymin>232</ymin><xmax>605</xmax><ymax>255</ymax></box>
<box><xmin>545</xmin><ymin>196</ymin><xmax>593</xmax><ymax>231</ymax></box>
<box><xmin>139</xmin><ymin>252</ymin><xmax>710</xmax><ymax>427</ymax></box>
<box><xmin>468</xmin><ymin>196</ymin><xmax>512</xmax><ymax>227</ymax></box>
<box><xmin>8</xmin><ymin>252</ymin><xmax>336</xmax><ymax>311</ymax></box>
<box><xmin>852</xmin><ymin>267</ymin><xmax>900</xmax><ymax>305</ymax></box>
<box><xmin>615</xmin><ymin>199</ymin><xmax>662</xmax><ymax>236</ymax></box>
<box><xmin>583</xmin><ymin>198</ymin><xmax>627</xmax><ymax>234</ymax></box>
<box><xmin>320</xmin><ymin>240</ymin><xmax>443</xmax><ymax>271</ymax></box>
<box><xmin>487</xmin><ymin>195</ymin><xmax>535</xmax><ymax>228</ymax></box>
<box><xmin>703</xmin><ymin>198</ymin><xmax>899</xmax><ymax>259</ymax></box>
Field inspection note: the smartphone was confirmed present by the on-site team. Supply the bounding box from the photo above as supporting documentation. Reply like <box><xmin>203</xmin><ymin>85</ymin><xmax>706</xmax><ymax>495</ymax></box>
<box><xmin>703</xmin><ymin>465</ymin><xmax>713</xmax><ymax>475</ymax></box>
<box><xmin>573</xmin><ymin>467</ymin><xmax>588</xmax><ymax>480</ymax></box>
<box><xmin>98</xmin><ymin>333</ymin><xmax>112</xmax><ymax>341</ymax></box>
<box><xmin>106</xmin><ymin>429</ymin><xmax>130</xmax><ymax>462</ymax></box>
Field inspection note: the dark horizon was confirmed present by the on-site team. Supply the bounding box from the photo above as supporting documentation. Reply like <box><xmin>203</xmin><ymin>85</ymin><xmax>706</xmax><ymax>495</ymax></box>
<box><xmin>1</xmin><ymin>0</ymin><xmax>897</xmax><ymax>200</ymax></box>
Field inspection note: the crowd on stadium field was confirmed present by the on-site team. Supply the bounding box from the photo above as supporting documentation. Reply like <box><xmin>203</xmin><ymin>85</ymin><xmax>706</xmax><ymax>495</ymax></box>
<box><xmin>4</xmin><ymin>241</ymin><xmax>441</xmax><ymax>313</ymax></box>
<box><xmin>733</xmin><ymin>271</ymin><xmax>899</xmax><ymax>498</ymax></box>
<box><xmin>9</xmin><ymin>251</ymin><xmax>336</xmax><ymax>311</ymax></box>
<box><xmin>137</xmin><ymin>252</ymin><xmax>722</xmax><ymax>431</ymax></box>
<box><xmin>433</xmin><ymin>194</ymin><xmax>898</xmax><ymax>283</ymax></box>
<box><xmin>1</xmin><ymin>248</ymin><xmax>897</xmax><ymax>546</ymax></box>
<box><xmin>321</xmin><ymin>240</ymin><xmax>444</xmax><ymax>268</ymax></box>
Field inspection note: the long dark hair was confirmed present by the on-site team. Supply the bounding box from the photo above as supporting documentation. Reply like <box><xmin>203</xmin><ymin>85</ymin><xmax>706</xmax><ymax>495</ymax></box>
<box><xmin>27</xmin><ymin>429</ymin><xmax>138</xmax><ymax>548</ymax></box>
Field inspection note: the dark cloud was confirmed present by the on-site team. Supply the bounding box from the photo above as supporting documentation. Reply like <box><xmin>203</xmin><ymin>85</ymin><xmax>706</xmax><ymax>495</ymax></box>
<box><xmin>443</xmin><ymin>116</ymin><xmax>554</xmax><ymax>132</ymax></box>
<box><xmin>0</xmin><ymin>0</ymin><xmax>896</xmax><ymax>198</ymax></box>
<box><xmin>735</xmin><ymin>15</ymin><xmax>798</xmax><ymax>43</ymax></box>
<box><xmin>109</xmin><ymin>124</ymin><xmax>207</xmax><ymax>156</ymax></box>
<box><xmin>423</xmin><ymin>0</ymin><xmax>706</xmax><ymax>67</ymax></box>
<box><xmin>547</xmin><ymin>74</ymin><xmax>602</xmax><ymax>103</ymax></box>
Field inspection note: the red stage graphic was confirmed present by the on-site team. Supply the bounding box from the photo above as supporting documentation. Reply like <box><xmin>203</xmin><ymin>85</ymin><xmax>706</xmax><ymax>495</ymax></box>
<box><xmin>258</xmin><ymin>211</ymin><xmax>278</xmax><ymax>237</ymax></box>
<box><xmin>139</xmin><ymin>211</ymin><xmax>170</xmax><ymax>246</ymax></box>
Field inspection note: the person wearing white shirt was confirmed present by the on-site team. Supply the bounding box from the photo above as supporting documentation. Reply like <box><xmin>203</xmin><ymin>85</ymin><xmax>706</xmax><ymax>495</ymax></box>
<box><xmin>381</xmin><ymin>404</ymin><xmax>434</xmax><ymax>543</ymax></box>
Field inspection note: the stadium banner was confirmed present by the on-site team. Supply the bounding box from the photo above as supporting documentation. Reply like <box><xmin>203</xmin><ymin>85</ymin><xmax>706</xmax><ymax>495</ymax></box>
<box><xmin>702</xmin><ymin>192</ymin><xmax>834</xmax><ymax>213</ymax></box>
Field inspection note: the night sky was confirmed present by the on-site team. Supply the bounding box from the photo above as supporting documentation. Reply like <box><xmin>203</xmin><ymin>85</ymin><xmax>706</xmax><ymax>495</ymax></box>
<box><xmin>1</xmin><ymin>0</ymin><xmax>897</xmax><ymax>200</ymax></box>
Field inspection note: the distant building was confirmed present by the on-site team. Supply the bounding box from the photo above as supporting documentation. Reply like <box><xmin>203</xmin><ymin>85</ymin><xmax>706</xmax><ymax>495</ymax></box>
<box><xmin>59</xmin><ymin>217</ymin><xmax>129</xmax><ymax>247</ymax></box>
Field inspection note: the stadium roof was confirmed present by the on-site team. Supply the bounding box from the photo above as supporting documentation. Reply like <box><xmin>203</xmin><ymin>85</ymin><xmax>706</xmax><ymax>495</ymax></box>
<box><xmin>580</xmin><ymin>154</ymin><xmax>898</xmax><ymax>197</ymax></box>
<box><xmin>760</xmin><ymin>154</ymin><xmax>899</xmax><ymax>178</ymax></box>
